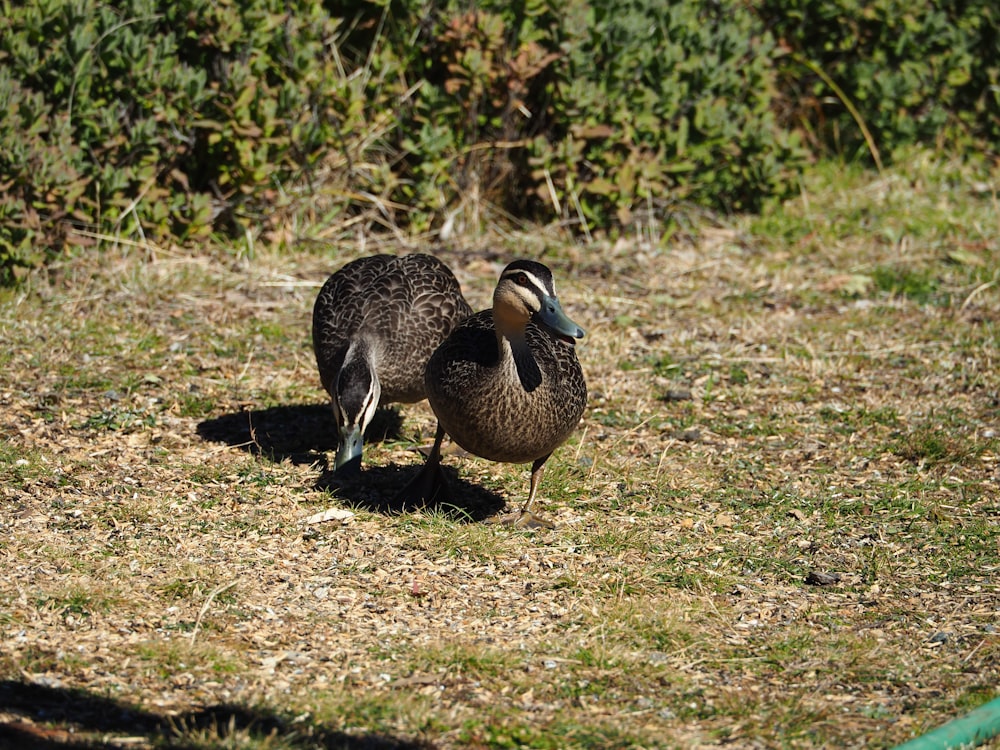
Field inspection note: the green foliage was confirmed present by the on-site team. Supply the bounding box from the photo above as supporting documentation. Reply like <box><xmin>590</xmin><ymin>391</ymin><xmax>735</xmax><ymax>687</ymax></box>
<box><xmin>890</xmin><ymin>418</ymin><xmax>984</xmax><ymax>466</ymax></box>
<box><xmin>1</xmin><ymin>0</ymin><xmax>997</xmax><ymax>282</ymax></box>
<box><xmin>80</xmin><ymin>404</ymin><xmax>157</xmax><ymax>432</ymax></box>
<box><xmin>343</xmin><ymin>0</ymin><xmax>579</xmax><ymax>230</ymax></box>
<box><xmin>388</xmin><ymin>0</ymin><xmax>805</xmax><ymax>227</ymax></box>
<box><xmin>529</xmin><ymin>0</ymin><xmax>805</xmax><ymax>220</ymax></box>
<box><xmin>871</xmin><ymin>265</ymin><xmax>942</xmax><ymax>305</ymax></box>
<box><xmin>0</xmin><ymin>0</ymin><xmax>375</xmax><ymax>273</ymax></box>
<box><xmin>0</xmin><ymin>0</ymin><xmax>807</xmax><ymax>274</ymax></box>
<box><xmin>758</xmin><ymin>0</ymin><xmax>1000</xmax><ymax>160</ymax></box>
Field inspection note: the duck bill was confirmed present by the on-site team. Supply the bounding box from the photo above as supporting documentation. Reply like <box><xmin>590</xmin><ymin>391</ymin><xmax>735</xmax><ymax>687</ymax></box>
<box><xmin>334</xmin><ymin>425</ymin><xmax>363</xmax><ymax>476</ymax></box>
<box><xmin>536</xmin><ymin>293</ymin><xmax>585</xmax><ymax>339</ymax></box>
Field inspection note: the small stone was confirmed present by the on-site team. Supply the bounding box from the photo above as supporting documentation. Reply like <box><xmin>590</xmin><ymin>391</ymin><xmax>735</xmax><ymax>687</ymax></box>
<box><xmin>647</xmin><ymin>651</ymin><xmax>670</xmax><ymax>665</ymax></box>
<box><xmin>662</xmin><ymin>388</ymin><xmax>693</xmax><ymax>402</ymax></box>
<box><xmin>805</xmin><ymin>570</ymin><xmax>841</xmax><ymax>586</ymax></box>
<box><xmin>674</xmin><ymin>428</ymin><xmax>701</xmax><ymax>442</ymax></box>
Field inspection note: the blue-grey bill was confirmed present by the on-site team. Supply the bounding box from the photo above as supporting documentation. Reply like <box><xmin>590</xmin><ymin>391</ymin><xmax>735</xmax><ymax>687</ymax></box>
<box><xmin>536</xmin><ymin>293</ymin><xmax>585</xmax><ymax>339</ymax></box>
<box><xmin>334</xmin><ymin>425</ymin><xmax>363</xmax><ymax>476</ymax></box>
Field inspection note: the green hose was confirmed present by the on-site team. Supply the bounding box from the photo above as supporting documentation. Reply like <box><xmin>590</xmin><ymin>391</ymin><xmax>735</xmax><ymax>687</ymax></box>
<box><xmin>892</xmin><ymin>696</ymin><xmax>1000</xmax><ymax>750</ymax></box>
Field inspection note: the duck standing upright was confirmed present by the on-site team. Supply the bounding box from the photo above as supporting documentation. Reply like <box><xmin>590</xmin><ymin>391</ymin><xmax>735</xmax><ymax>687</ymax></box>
<box><xmin>403</xmin><ymin>259</ymin><xmax>587</xmax><ymax>528</ymax></box>
<box><xmin>312</xmin><ymin>253</ymin><xmax>472</xmax><ymax>475</ymax></box>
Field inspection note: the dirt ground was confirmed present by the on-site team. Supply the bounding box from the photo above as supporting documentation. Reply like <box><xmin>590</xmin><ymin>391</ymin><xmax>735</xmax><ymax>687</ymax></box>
<box><xmin>1</xmin><ymin>208</ymin><xmax>998</xmax><ymax>748</ymax></box>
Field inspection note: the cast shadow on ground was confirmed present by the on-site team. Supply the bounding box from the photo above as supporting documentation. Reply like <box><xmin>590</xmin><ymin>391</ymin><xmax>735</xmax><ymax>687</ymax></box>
<box><xmin>315</xmin><ymin>460</ymin><xmax>506</xmax><ymax>523</ymax></box>
<box><xmin>0</xmin><ymin>680</ymin><xmax>434</xmax><ymax>750</ymax></box>
<box><xmin>195</xmin><ymin>403</ymin><xmax>403</xmax><ymax>468</ymax></box>
<box><xmin>196</xmin><ymin>405</ymin><xmax>506</xmax><ymax>523</ymax></box>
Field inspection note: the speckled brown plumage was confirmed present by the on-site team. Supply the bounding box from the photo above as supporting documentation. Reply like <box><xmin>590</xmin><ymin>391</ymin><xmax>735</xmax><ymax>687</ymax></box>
<box><xmin>400</xmin><ymin>259</ymin><xmax>587</xmax><ymax>527</ymax></box>
<box><xmin>425</xmin><ymin>308</ymin><xmax>587</xmax><ymax>464</ymax></box>
<box><xmin>313</xmin><ymin>254</ymin><xmax>471</xmax><ymax>403</ymax></box>
<box><xmin>312</xmin><ymin>253</ymin><xmax>471</xmax><ymax>472</ymax></box>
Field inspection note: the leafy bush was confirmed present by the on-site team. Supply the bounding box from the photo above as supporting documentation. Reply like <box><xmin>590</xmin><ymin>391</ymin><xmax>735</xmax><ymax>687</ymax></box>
<box><xmin>338</xmin><ymin>0</ymin><xmax>807</xmax><ymax>232</ymax></box>
<box><xmin>1</xmin><ymin>0</ymin><xmax>996</xmax><ymax>283</ymax></box>
<box><xmin>757</xmin><ymin>0</ymin><xmax>1000</xmax><ymax>161</ymax></box>
<box><xmin>525</xmin><ymin>0</ymin><xmax>805</xmax><ymax>222</ymax></box>
<box><xmin>0</xmin><ymin>0</ymin><xmax>384</xmax><ymax>279</ymax></box>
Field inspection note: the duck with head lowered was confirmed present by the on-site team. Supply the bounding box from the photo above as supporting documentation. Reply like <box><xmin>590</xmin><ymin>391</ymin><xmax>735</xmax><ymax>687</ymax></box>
<box><xmin>312</xmin><ymin>253</ymin><xmax>472</xmax><ymax>475</ymax></box>
<box><xmin>400</xmin><ymin>259</ymin><xmax>587</xmax><ymax>528</ymax></box>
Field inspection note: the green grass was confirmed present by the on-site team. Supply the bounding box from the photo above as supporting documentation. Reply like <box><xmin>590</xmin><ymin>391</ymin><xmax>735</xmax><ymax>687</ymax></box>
<box><xmin>134</xmin><ymin>640</ymin><xmax>247</xmax><ymax>680</ymax></box>
<box><xmin>80</xmin><ymin>405</ymin><xmax>159</xmax><ymax>432</ymax></box>
<box><xmin>0</xmin><ymin>152</ymin><xmax>997</xmax><ymax>749</ymax></box>
<box><xmin>0</xmin><ymin>439</ymin><xmax>41</xmax><ymax>482</ymax></box>
<box><xmin>871</xmin><ymin>264</ymin><xmax>945</xmax><ymax>304</ymax></box>
<box><xmin>178</xmin><ymin>393</ymin><xmax>219</xmax><ymax>418</ymax></box>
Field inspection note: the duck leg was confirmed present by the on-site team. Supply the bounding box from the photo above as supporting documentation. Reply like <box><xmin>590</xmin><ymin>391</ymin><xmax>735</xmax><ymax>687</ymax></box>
<box><xmin>396</xmin><ymin>423</ymin><xmax>449</xmax><ymax>508</ymax></box>
<box><xmin>488</xmin><ymin>453</ymin><xmax>557</xmax><ymax>529</ymax></box>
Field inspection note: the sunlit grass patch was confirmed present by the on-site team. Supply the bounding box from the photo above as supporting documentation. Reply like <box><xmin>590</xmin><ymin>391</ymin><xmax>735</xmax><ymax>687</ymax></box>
<box><xmin>889</xmin><ymin>419</ymin><xmax>992</xmax><ymax>466</ymax></box>
<box><xmin>0</xmin><ymin>439</ymin><xmax>44</xmax><ymax>483</ymax></box>
<box><xmin>133</xmin><ymin>639</ymin><xmax>248</xmax><ymax>680</ymax></box>
<box><xmin>0</xmin><ymin>155</ymin><xmax>997</xmax><ymax>748</ymax></box>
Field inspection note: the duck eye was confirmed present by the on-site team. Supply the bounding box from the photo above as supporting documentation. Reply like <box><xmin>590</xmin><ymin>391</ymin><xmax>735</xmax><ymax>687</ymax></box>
<box><xmin>516</xmin><ymin>273</ymin><xmax>528</xmax><ymax>285</ymax></box>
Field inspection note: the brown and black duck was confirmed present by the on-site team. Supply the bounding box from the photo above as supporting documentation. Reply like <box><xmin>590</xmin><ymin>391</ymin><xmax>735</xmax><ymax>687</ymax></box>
<box><xmin>401</xmin><ymin>259</ymin><xmax>587</xmax><ymax>528</ymax></box>
<box><xmin>312</xmin><ymin>253</ymin><xmax>472</xmax><ymax>474</ymax></box>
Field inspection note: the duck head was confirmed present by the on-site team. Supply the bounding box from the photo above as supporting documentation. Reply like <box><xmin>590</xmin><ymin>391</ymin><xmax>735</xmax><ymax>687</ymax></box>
<box><xmin>331</xmin><ymin>345</ymin><xmax>381</xmax><ymax>475</ymax></box>
<box><xmin>492</xmin><ymin>260</ymin><xmax>585</xmax><ymax>343</ymax></box>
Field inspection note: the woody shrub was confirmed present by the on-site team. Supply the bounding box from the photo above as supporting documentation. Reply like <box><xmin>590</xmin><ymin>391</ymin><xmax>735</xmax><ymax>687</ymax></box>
<box><xmin>757</xmin><ymin>0</ymin><xmax>1000</xmax><ymax>161</ymax></box>
<box><xmin>0</xmin><ymin>0</ymin><xmax>386</xmax><ymax>280</ymax></box>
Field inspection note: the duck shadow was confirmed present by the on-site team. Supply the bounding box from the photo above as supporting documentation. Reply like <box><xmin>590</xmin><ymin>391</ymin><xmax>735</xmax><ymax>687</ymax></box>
<box><xmin>195</xmin><ymin>403</ymin><xmax>404</xmax><ymax>468</ymax></box>
<box><xmin>316</xmin><ymin>461</ymin><xmax>506</xmax><ymax>523</ymax></box>
<box><xmin>196</xmin><ymin>405</ymin><xmax>505</xmax><ymax>522</ymax></box>
<box><xmin>0</xmin><ymin>679</ymin><xmax>433</xmax><ymax>749</ymax></box>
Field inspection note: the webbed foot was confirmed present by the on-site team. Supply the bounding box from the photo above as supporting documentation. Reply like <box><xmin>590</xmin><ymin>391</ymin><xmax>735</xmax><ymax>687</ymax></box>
<box><xmin>485</xmin><ymin>510</ymin><xmax>556</xmax><ymax>530</ymax></box>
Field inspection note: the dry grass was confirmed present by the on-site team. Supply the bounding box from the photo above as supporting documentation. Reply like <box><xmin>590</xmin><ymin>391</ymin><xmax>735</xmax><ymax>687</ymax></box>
<box><xmin>1</xmin><ymin>157</ymin><xmax>998</xmax><ymax>749</ymax></box>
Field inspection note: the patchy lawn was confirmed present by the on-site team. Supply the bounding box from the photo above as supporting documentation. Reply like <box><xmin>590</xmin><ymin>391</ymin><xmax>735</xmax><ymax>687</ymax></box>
<box><xmin>1</xmin><ymin>156</ymin><xmax>998</xmax><ymax>748</ymax></box>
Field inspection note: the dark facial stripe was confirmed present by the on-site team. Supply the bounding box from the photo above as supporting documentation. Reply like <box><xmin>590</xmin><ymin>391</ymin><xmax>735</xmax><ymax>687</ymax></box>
<box><xmin>500</xmin><ymin>268</ymin><xmax>551</xmax><ymax>300</ymax></box>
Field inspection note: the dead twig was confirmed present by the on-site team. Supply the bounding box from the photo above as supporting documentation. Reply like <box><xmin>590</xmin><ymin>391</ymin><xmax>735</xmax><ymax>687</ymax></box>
<box><xmin>190</xmin><ymin>581</ymin><xmax>238</xmax><ymax>645</ymax></box>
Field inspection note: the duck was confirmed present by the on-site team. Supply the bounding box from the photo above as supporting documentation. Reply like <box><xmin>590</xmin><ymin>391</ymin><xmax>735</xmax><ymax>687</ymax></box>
<box><xmin>400</xmin><ymin>259</ymin><xmax>587</xmax><ymax>528</ymax></box>
<box><xmin>312</xmin><ymin>253</ymin><xmax>472</xmax><ymax>475</ymax></box>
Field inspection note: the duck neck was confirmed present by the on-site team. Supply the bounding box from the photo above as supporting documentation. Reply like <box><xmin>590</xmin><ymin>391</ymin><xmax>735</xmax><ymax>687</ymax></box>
<box><xmin>345</xmin><ymin>336</ymin><xmax>375</xmax><ymax>370</ymax></box>
<box><xmin>338</xmin><ymin>337</ymin><xmax>381</xmax><ymax>424</ymax></box>
<box><xmin>495</xmin><ymin>326</ymin><xmax>542</xmax><ymax>393</ymax></box>
<box><xmin>340</xmin><ymin>338</ymin><xmax>381</xmax><ymax>402</ymax></box>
